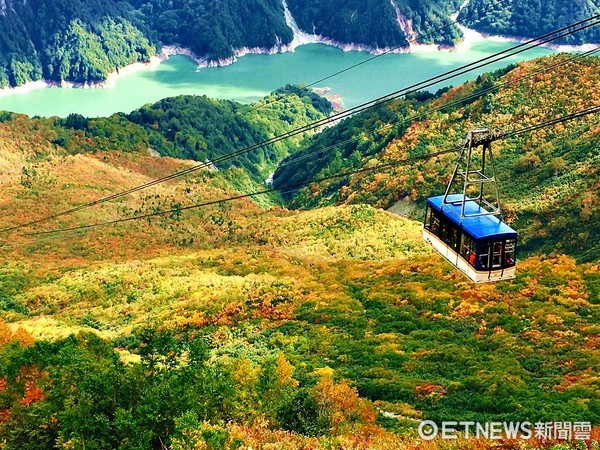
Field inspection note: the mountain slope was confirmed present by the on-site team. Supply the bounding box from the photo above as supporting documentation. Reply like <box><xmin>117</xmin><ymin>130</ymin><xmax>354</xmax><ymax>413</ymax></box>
<box><xmin>287</xmin><ymin>0</ymin><xmax>463</xmax><ymax>47</ymax></box>
<box><xmin>0</xmin><ymin>115</ymin><xmax>599</xmax><ymax>446</ymax></box>
<box><xmin>44</xmin><ymin>85</ymin><xmax>330</xmax><ymax>182</ymax></box>
<box><xmin>0</xmin><ymin>53</ymin><xmax>600</xmax><ymax>448</ymax></box>
<box><xmin>0</xmin><ymin>0</ymin><xmax>155</xmax><ymax>87</ymax></box>
<box><xmin>273</xmin><ymin>55</ymin><xmax>600</xmax><ymax>262</ymax></box>
<box><xmin>460</xmin><ymin>0</ymin><xmax>600</xmax><ymax>45</ymax></box>
<box><xmin>1</xmin><ymin>0</ymin><xmax>599</xmax><ymax>88</ymax></box>
<box><xmin>129</xmin><ymin>0</ymin><xmax>294</xmax><ymax>60</ymax></box>
<box><xmin>124</xmin><ymin>86</ymin><xmax>332</xmax><ymax>178</ymax></box>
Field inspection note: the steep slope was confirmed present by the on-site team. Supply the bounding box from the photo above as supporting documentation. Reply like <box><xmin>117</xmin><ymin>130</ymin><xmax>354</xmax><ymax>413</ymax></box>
<box><xmin>274</xmin><ymin>55</ymin><xmax>600</xmax><ymax>262</ymax></box>
<box><xmin>0</xmin><ymin>0</ymin><xmax>155</xmax><ymax>87</ymax></box>
<box><xmin>460</xmin><ymin>0</ymin><xmax>600</xmax><ymax>45</ymax></box>
<box><xmin>286</xmin><ymin>0</ymin><xmax>463</xmax><ymax>47</ymax></box>
<box><xmin>1</xmin><ymin>0</ymin><xmax>599</xmax><ymax>88</ymax></box>
<box><xmin>0</xmin><ymin>0</ymin><xmax>293</xmax><ymax>87</ymax></box>
<box><xmin>129</xmin><ymin>0</ymin><xmax>294</xmax><ymax>60</ymax></box>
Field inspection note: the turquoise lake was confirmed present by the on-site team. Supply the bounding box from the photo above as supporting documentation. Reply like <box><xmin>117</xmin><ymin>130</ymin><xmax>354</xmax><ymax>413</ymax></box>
<box><xmin>0</xmin><ymin>41</ymin><xmax>556</xmax><ymax>118</ymax></box>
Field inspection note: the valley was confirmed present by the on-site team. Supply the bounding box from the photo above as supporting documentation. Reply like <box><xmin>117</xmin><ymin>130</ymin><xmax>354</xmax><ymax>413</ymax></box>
<box><xmin>0</xmin><ymin>49</ymin><xmax>598</xmax><ymax>447</ymax></box>
<box><xmin>0</xmin><ymin>0</ymin><xmax>599</xmax><ymax>446</ymax></box>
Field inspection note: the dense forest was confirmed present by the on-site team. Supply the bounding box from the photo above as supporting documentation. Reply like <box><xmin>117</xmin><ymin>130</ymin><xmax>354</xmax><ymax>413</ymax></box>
<box><xmin>50</xmin><ymin>85</ymin><xmax>331</xmax><ymax>180</ymax></box>
<box><xmin>286</xmin><ymin>0</ymin><xmax>409</xmax><ymax>48</ymax></box>
<box><xmin>0</xmin><ymin>0</ymin><xmax>598</xmax><ymax>87</ymax></box>
<box><xmin>0</xmin><ymin>0</ymin><xmax>293</xmax><ymax>87</ymax></box>
<box><xmin>0</xmin><ymin>0</ymin><xmax>155</xmax><ymax>87</ymax></box>
<box><xmin>460</xmin><ymin>0</ymin><xmax>600</xmax><ymax>44</ymax></box>
<box><xmin>129</xmin><ymin>0</ymin><xmax>294</xmax><ymax>60</ymax></box>
<box><xmin>287</xmin><ymin>0</ymin><xmax>463</xmax><ymax>47</ymax></box>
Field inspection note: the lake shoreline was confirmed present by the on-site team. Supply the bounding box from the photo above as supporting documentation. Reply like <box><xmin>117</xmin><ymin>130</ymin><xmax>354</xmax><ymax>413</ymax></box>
<box><xmin>0</xmin><ymin>29</ymin><xmax>596</xmax><ymax>98</ymax></box>
<box><xmin>0</xmin><ymin>40</ymin><xmax>558</xmax><ymax>117</ymax></box>
<box><xmin>0</xmin><ymin>53</ymin><xmax>166</xmax><ymax>98</ymax></box>
<box><xmin>164</xmin><ymin>30</ymin><xmax>600</xmax><ymax>70</ymax></box>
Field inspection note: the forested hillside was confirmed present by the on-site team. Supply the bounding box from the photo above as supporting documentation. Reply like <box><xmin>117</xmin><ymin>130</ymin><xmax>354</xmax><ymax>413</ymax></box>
<box><xmin>47</xmin><ymin>85</ymin><xmax>330</xmax><ymax>180</ymax></box>
<box><xmin>125</xmin><ymin>86</ymin><xmax>332</xmax><ymax>178</ymax></box>
<box><xmin>460</xmin><ymin>0</ymin><xmax>600</xmax><ymax>44</ymax></box>
<box><xmin>273</xmin><ymin>55</ymin><xmax>600</xmax><ymax>262</ymax></box>
<box><xmin>0</xmin><ymin>0</ymin><xmax>293</xmax><ymax>88</ymax></box>
<box><xmin>287</xmin><ymin>0</ymin><xmax>462</xmax><ymax>47</ymax></box>
<box><xmin>0</xmin><ymin>101</ymin><xmax>599</xmax><ymax>447</ymax></box>
<box><xmin>1</xmin><ymin>0</ymin><xmax>598</xmax><ymax>88</ymax></box>
<box><xmin>0</xmin><ymin>0</ymin><xmax>155</xmax><ymax>87</ymax></box>
<box><xmin>129</xmin><ymin>0</ymin><xmax>294</xmax><ymax>60</ymax></box>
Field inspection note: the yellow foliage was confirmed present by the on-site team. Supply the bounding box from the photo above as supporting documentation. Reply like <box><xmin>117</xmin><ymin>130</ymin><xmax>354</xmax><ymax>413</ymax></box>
<box><xmin>313</xmin><ymin>366</ymin><xmax>335</xmax><ymax>378</ymax></box>
<box><xmin>275</xmin><ymin>353</ymin><xmax>298</xmax><ymax>389</ymax></box>
<box><xmin>232</xmin><ymin>358</ymin><xmax>261</xmax><ymax>387</ymax></box>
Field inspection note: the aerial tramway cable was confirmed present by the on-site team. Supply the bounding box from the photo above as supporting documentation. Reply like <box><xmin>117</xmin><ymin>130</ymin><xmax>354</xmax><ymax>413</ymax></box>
<box><xmin>276</xmin><ymin>47</ymin><xmax>600</xmax><ymax>170</ymax></box>
<box><xmin>23</xmin><ymin>105</ymin><xmax>600</xmax><ymax>237</ymax></box>
<box><xmin>2</xmin><ymin>15</ymin><xmax>599</xmax><ymax>235</ymax></box>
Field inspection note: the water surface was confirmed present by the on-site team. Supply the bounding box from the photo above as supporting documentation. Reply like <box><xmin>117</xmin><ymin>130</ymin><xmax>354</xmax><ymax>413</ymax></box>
<box><xmin>0</xmin><ymin>41</ymin><xmax>555</xmax><ymax>117</ymax></box>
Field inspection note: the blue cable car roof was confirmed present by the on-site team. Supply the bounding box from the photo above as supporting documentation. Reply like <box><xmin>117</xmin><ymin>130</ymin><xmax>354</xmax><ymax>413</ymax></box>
<box><xmin>426</xmin><ymin>194</ymin><xmax>517</xmax><ymax>240</ymax></box>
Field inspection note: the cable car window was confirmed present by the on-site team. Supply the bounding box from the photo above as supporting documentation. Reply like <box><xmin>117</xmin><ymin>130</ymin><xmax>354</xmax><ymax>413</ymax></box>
<box><xmin>450</xmin><ymin>227</ymin><xmax>460</xmax><ymax>251</ymax></box>
<box><xmin>440</xmin><ymin>217</ymin><xmax>455</xmax><ymax>246</ymax></box>
<box><xmin>478</xmin><ymin>242</ymin><xmax>491</xmax><ymax>270</ymax></box>
<box><xmin>504</xmin><ymin>239</ymin><xmax>516</xmax><ymax>267</ymax></box>
<box><xmin>439</xmin><ymin>216</ymin><xmax>448</xmax><ymax>242</ymax></box>
<box><xmin>461</xmin><ymin>234</ymin><xmax>476</xmax><ymax>267</ymax></box>
<box><xmin>492</xmin><ymin>241</ymin><xmax>503</xmax><ymax>268</ymax></box>
<box><xmin>460</xmin><ymin>234</ymin><xmax>468</xmax><ymax>258</ymax></box>
<box><xmin>432</xmin><ymin>215</ymin><xmax>440</xmax><ymax>236</ymax></box>
<box><xmin>441</xmin><ymin>218</ymin><xmax>448</xmax><ymax>241</ymax></box>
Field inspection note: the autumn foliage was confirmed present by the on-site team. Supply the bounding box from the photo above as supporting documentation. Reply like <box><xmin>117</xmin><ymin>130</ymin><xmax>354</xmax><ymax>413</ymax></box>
<box><xmin>0</xmin><ymin>57</ymin><xmax>598</xmax><ymax>448</ymax></box>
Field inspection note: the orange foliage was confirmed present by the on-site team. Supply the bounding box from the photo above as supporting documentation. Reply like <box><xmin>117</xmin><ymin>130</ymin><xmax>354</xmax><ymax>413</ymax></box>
<box><xmin>163</xmin><ymin>311</ymin><xmax>210</xmax><ymax>330</ymax></box>
<box><xmin>0</xmin><ymin>319</ymin><xmax>12</xmax><ymax>346</ymax></box>
<box><xmin>585</xmin><ymin>334</ymin><xmax>600</xmax><ymax>350</ymax></box>
<box><xmin>21</xmin><ymin>381</ymin><xmax>45</xmax><ymax>406</ymax></box>
<box><xmin>215</xmin><ymin>301</ymin><xmax>245</xmax><ymax>325</ymax></box>
<box><xmin>312</xmin><ymin>375</ymin><xmax>376</xmax><ymax>433</ymax></box>
<box><xmin>12</xmin><ymin>327</ymin><xmax>34</xmax><ymax>347</ymax></box>
<box><xmin>17</xmin><ymin>366</ymin><xmax>48</xmax><ymax>406</ymax></box>
<box><xmin>0</xmin><ymin>319</ymin><xmax>34</xmax><ymax>348</ymax></box>
<box><xmin>414</xmin><ymin>383</ymin><xmax>447</xmax><ymax>398</ymax></box>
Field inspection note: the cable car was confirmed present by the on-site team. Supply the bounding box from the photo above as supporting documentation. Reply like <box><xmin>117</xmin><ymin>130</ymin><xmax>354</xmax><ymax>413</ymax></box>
<box><xmin>423</xmin><ymin>128</ymin><xmax>517</xmax><ymax>283</ymax></box>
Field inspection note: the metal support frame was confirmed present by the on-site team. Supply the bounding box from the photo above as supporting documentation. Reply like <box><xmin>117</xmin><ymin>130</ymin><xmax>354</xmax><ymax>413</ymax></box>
<box><xmin>443</xmin><ymin>128</ymin><xmax>502</xmax><ymax>220</ymax></box>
